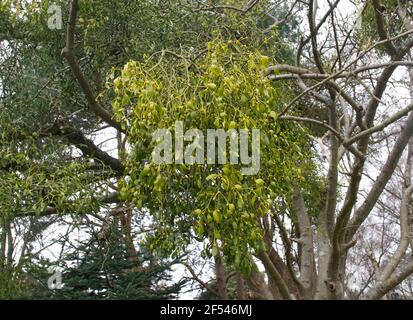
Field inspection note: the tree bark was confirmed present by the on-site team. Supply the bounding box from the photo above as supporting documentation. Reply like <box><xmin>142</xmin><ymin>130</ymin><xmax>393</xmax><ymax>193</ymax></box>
<box><xmin>214</xmin><ymin>255</ymin><xmax>228</xmax><ymax>300</ymax></box>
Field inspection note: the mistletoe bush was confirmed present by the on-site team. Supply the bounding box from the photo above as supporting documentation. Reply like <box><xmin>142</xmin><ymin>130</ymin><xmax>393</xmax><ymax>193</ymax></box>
<box><xmin>113</xmin><ymin>40</ymin><xmax>318</xmax><ymax>272</ymax></box>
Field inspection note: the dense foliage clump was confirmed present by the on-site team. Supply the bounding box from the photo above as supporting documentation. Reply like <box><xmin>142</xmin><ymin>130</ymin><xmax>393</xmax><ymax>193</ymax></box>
<box><xmin>113</xmin><ymin>40</ymin><xmax>321</xmax><ymax>272</ymax></box>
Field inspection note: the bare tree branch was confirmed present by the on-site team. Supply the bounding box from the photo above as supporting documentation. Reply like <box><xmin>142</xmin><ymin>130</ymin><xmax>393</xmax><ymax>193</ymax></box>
<box><xmin>61</xmin><ymin>0</ymin><xmax>125</xmax><ymax>133</ymax></box>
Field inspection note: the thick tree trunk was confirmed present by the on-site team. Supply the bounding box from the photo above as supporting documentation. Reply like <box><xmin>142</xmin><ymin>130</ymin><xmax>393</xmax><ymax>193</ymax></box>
<box><xmin>258</xmin><ymin>250</ymin><xmax>292</xmax><ymax>299</ymax></box>
<box><xmin>314</xmin><ymin>231</ymin><xmax>330</xmax><ymax>299</ymax></box>
<box><xmin>293</xmin><ymin>188</ymin><xmax>317</xmax><ymax>299</ymax></box>
<box><xmin>214</xmin><ymin>256</ymin><xmax>228</xmax><ymax>300</ymax></box>
<box><xmin>245</xmin><ymin>270</ymin><xmax>274</xmax><ymax>300</ymax></box>
<box><xmin>236</xmin><ymin>272</ymin><xmax>247</xmax><ymax>300</ymax></box>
